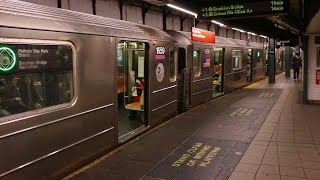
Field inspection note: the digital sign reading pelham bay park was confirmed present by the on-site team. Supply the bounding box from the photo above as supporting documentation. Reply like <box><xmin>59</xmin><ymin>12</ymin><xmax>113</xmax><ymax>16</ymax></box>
<box><xmin>199</xmin><ymin>0</ymin><xmax>288</xmax><ymax>19</ymax></box>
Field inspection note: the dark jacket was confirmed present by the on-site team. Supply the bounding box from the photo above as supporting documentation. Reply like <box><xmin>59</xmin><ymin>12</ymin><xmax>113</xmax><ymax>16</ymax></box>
<box><xmin>292</xmin><ymin>55</ymin><xmax>302</xmax><ymax>69</ymax></box>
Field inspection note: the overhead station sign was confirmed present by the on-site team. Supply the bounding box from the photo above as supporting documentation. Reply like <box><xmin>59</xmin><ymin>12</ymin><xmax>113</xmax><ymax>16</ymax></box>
<box><xmin>191</xmin><ymin>27</ymin><xmax>215</xmax><ymax>44</ymax></box>
<box><xmin>198</xmin><ymin>0</ymin><xmax>289</xmax><ymax>19</ymax></box>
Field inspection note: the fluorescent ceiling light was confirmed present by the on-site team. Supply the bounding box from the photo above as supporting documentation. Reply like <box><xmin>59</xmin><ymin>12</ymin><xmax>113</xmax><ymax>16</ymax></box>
<box><xmin>260</xmin><ymin>35</ymin><xmax>268</xmax><ymax>38</ymax></box>
<box><xmin>247</xmin><ymin>32</ymin><xmax>257</xmax><ymax>35</ymax></box>
<box><xmin>275</xmin><ymin>24</ymin><xmax>286</xmax><ymax>30</ymax></box>
<box><xmin>211</xmin><ymin>20</ymin><xmax>226</xmax><ymax>27</ymax></box>
<box><xmin>232</xmin><ymin>28</ymin><xmax>246</xmax><ymax>33</ymax></box>
<box><xmin>167</xmin><ymin>4</ymin><xmax>197</xmax><ymax>18</ymax></box>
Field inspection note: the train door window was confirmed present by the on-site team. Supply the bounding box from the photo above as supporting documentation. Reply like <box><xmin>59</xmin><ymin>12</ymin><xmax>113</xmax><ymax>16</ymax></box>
<box><xmin>232</xmin><ymin>50</ymin><xmax>242</xmax><ymax>70</ymax></box>
<box><xmin>213</xmin><ymin>48</ymin><xmax>223</xmax><ymax>97</ymax></box>
<box><xmin>256</xmin><ymin>51</ymin><xmax>263</xmax><ymax>68</ymax></box>
<box><xmin>193</xmin><ymin>50</ymin><xmax>201</xmax><ymax>77</ymax></box>
<box><xmin>247</xmin><ymin>49</ymin><xmax>253</xmax><ymax>82</ymax></box>
<box><xmin>0</xmin><ymin>42</ymin><xmax>74</xmax><ymax>120</ymax></box>
<box><xmin>117</xmin><ymin>41</ymin><xmax>146</xmax><ymax>138</ymax></box>
<box><xmin>169</xmin><ymin>49</ymin><xmax>177</xmax><ymax>82</ymax></box>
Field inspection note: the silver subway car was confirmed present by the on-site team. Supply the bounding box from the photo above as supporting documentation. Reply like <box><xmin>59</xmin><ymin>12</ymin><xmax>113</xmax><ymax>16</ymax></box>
<box><xmin>167</xmin><ymin>30</ymin><xmax>267</xmax><ymax>109</ymax></box>
<box><xmin>0</xmin><ymin>0</ymin><xmax>178</xmax><ymax>179</ymax></box>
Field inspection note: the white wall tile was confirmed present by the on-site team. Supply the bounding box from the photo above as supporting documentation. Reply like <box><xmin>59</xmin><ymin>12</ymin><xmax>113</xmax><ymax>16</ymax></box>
<box><xmin>308</xmin><ymin>35</ymin><xmax>320</xmax><ymax>100</ymax></box>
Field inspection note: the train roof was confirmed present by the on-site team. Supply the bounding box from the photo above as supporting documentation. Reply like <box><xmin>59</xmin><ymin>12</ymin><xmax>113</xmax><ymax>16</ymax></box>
<box><xmin>0</xmin><ymin>0</ymin><xmax>176</xmax><ymax>42</ymax></box>
<box><xmin>167</xmin><ymin>30</ymin><xmax>264</xmax><ymax>49</ymax></box>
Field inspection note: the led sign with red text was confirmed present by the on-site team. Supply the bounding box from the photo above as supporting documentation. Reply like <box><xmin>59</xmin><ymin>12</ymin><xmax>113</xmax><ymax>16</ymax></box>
<box><xmin>191</xmin><ymin>27</ymin><xmax>215</xmax><ymax>44</ymax></box>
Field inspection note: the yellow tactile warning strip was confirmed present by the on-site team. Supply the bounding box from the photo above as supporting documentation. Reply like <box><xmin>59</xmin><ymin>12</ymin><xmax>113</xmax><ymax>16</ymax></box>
<box><xmin>258</xmin><ymin>93</ymin><xmax>275</xmax><ymax>98</ymax></box>
<box><xmin>230</xmin><ymin>108</ymin><xmax>254</xmax><ymax>117</ymax></box>
<box><xmin>229</xmin><ymin>78</ymin><xmax>320</xmax><ymax>180</ymax></box>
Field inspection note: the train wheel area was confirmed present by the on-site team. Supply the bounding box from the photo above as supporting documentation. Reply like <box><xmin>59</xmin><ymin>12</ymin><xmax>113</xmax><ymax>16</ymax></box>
<box><xmin>63</xmin><ymin>73</ymin><xmax>317</xmax><ymax>180</ymax></box>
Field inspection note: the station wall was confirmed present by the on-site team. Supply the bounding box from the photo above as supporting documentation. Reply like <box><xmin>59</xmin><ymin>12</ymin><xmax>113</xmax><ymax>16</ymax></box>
<box><xmin>96</xmin><ymin>0</ymin><xmax>120</xmax><ymax>19</ymax></box>
<box><xmin>307</xmin><ymin>35</ymin><xmax>320</xmax><ymax>102</ymax></box>
<box><xmin>126</xmin><ymin>5</ymin><xmax>143</xmax><ymax>24</ymax></box>
<box><xmin>145</xmin><ymin>10</ymin><xmax>163</xmax><ymax>29</ymax></box>
<box><xmin>23</xmin><ymin>0</ymin><xmax>57</xmax><ymax>7</ymax></box>
<box><xmin>20</xmin><ymin>0</ymin><xmax>261</xmax><ymax>42</ymax></box>
<box><xmin>166</xmin><ymin>15</ymin><xmax>180</xmax><ymax>31</ymax></box>
<box><xmin>69</xmin><ymin>0</ymin><xmax>93</xmax><ymax>14</ymax></box>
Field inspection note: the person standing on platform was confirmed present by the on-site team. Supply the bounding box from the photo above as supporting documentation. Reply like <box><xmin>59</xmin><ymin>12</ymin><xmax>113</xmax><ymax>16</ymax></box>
<box><xmin>291</xmin><ymin>52</ymin><xmax>302</xmax><ymax>80</ymax></box>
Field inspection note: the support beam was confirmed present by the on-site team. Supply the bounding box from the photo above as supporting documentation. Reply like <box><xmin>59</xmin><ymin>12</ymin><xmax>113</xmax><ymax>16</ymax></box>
<box><xmin>119</xmin><ymin>0</ymin><xmax>124</xmax><ymax>20</ymax></box>
<box><xmin>194</xmin><ymin>19</ymin><xmax>199</xmax><ymax>27</ymax></box>
<box><xmin>57</xmin><ymin>0</ymin><xmax>61</xmax><ymax>8</ymax></box>
<box><xmin>284</xmin><ymin>46</ymin><xmax>291</xmax><ymax>77</ymax></box>
<box><xmin>268</xmin><ymin>37</ymin><xmax>276</xmax><ymax>83</ymax></box>
<box><xmin>303</xmin><ymin>36</ymin><xmax>308</xmax><ymax>104</ymax></box>
<box><xmin>92</xmin><ymin>0</ymin><xmax>96</xmax><ymax>15</ymax></box>
<box><xmin>180</xmin><ymin>14</ymin><xmax>188</xmax><ymax>31</ymax></box>
<box><xmin>207</xmin><ymin>22</ymin><xmax>212</xmax><ymax>31</ymax></box>
<box><xmin>214</xmin><ymin>25</ymin><xmax>220</xmax><ymax>36</ymax></box>
<box><xmin>162</xmin><ymin>7</ymin><xmax>171</xmax><ymax>30</ymax></box>
<box><xmin>142</xmin><ymin>2</ymin><xmax>153</xmax><ymax>25</ymax></box>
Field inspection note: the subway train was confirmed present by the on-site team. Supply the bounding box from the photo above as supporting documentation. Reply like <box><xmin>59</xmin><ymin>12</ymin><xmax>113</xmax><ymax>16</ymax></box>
<box><xmin>0</xmin><ymin>0</ymin><xmax>269</xmax><ymax>179</ymax></box>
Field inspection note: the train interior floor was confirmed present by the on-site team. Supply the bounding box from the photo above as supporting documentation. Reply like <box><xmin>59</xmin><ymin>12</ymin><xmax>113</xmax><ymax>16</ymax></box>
<box><xmin>65</xmin><ymin>73</ymin><xmax>320</xmax><ymax>180</ymax></box>
<box><xmin>118</xmin><ymin>105</ymin><xmax>145</xmax><ymax>137</ymax></box>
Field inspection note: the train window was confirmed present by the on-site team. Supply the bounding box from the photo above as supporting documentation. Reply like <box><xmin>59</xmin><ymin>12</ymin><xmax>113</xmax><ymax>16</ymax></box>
<box><xmin>232</xmin><ymin>50</ymin><xmax>242</xmax><ymax>70</ymax></box>
<box><xmin>0</xmin><ymin>43</ymin><xmax>73</xmax><ymax>118</ymax></box>
<box><xmin>193</xmin><ymin>50</ymin><xmax>201</xmax><ymax>77</ymax></box>
<box><xmin>169</xmin><ymin>49</ymin><xmax>177</xmax><ymax>82</ymax></box>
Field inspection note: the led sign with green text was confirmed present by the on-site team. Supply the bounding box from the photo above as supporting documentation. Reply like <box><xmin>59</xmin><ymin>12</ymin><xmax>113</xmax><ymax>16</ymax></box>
<box><xmin>199</xmin><ymin>0</ymin><xmax>288</xmax><ymax>19</ymax></box>
<box><xmin>0</xmin><ymin>47</ymin><xmax>17</xmax><ymax>72</ymax></box>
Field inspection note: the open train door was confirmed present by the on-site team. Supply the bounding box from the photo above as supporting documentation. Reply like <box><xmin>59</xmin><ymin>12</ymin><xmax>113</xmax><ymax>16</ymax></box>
<box><xmin>116</xmin><ymin>41</ymin><xmax>147</xmax><ymax>140</ymax></box>
<box><xmin>177</xmin><ymin>48</ymin><xmax>191</xmax><ymax>113</ymax></box>
<box><xmin>212</xmin><ymin>47</ymin><xmax>224</xmax><ymax>97</ymax></box>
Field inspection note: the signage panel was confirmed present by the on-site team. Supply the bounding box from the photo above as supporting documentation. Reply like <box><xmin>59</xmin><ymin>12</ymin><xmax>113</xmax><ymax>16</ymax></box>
<box><xmin>198</xmin><ymin>0</ymin><xmax>289</xmax><ymax>19</ymax></box>
<box><xmin>191</xmin><ymin>27</ymin><xmax>215</xmax><ymax>44</ymax></box>
<box><xmin>0</xmin><ymin>44</ymin><xmax>72</xmax><ymax>73</ymax></box>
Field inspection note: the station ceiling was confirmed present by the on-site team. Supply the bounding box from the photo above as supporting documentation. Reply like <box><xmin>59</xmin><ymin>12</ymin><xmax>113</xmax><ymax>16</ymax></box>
<box><xmin>171</xmin><ymin>0</ymin><xmax>302</xmax><ymax>43</ymax></box>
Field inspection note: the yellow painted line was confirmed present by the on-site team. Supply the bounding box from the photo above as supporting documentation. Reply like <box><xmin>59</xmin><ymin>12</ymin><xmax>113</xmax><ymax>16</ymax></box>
<box><xmin>259</xmin><ymin>93</ymin><xmax>265</xmax><ymax>97</ymax></box>
<box><xmin>240</xmin><ymin>108</ymin><xmax>248</xmax><ymax>114</ymax></box>
<box><xmin>269</xmin><ymin>93</ymin><xmax>274</xmax><ymax>97</ymax></box>
<box><xmin>245</xmin><ymin>109</ymin><xmax>254</xmax><ymax>116</ymax></box>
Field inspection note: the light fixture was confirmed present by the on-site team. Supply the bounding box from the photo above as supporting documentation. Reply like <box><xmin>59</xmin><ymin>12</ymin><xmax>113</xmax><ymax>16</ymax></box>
<box><xmin>167</xmin><ymin>4</ymin><xmax>198</xmax><ymax>18</ymax></box>
<box><xmin>232</xmin><ymin>28</ymin><xmax>246</xmax><ymax>33</ymax></box>
<box><xmin>211</xmin><ymin>20</ymin><xmax>226</xmax><ymax>27</ymax></box>
<box><xmin>247</xmin><ymin>32</ymin><xmax>257</xmax><ymax>35</ymax></box>
<box><xmin>260</xmin><ymin>35</ymin><xmax>268</xmax><ymax>38</ymax></box>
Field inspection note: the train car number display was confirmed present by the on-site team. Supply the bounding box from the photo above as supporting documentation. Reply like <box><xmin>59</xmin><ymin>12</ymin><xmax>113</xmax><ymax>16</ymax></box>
<box><xmin>155</xmin><ymin>46</ymin><xmax>166</xmax><ymax>61</ymax></box>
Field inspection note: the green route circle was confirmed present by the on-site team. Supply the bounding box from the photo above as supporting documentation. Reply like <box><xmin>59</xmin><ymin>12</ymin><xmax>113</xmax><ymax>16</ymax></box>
<box><xmin>257</xmin><ymin>51</ymin><xmax>261</xmax><ymax>58</ymax></box>
<box><xmin>0</xmin><ymin>47</ymin><xmax>16</xmax><ymax>72</ymax></box>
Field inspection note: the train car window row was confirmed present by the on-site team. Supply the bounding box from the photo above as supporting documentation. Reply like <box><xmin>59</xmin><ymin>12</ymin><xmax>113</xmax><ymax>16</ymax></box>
<box><xmin>232</xmin><ymin>50</ymin><xmax>243</xmax><ymax>70</ymax></box>
<box><xmin>193</xmin><ymin>50</ymin><xmax>201</xmax><ymax>77</ymax></box>
<box><xmin>0</xmin><ymin>43</ymin><xmax>73</xmax><ymax>119</ymax></box>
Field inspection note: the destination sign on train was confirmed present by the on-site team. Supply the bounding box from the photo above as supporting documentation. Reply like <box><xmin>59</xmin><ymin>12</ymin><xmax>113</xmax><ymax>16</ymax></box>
<box><xmin>198</xmin><ymin>0</ymin><xmax>288</xmax><ymax>19</ymax></box>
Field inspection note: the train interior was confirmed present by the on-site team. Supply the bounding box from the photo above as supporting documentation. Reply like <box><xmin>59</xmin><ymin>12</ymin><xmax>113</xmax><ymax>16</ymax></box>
<box><xmin>212</xmin><ymin>47</ymin><xmax>224</xmax><ymax>97</ymax></box>
<box><xmin>117</xmin><ymin>41</ymin><xmax>146</xmax><ymax>138</ymax></box>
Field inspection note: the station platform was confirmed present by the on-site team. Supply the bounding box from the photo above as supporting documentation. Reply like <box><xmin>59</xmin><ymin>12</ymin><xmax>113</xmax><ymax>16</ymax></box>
<box><xmin>64</xmin><ymin>73</ymin><xmax>320</xmax><ymax>180</ymax></box>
